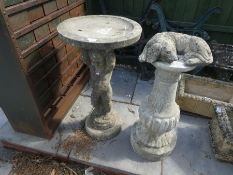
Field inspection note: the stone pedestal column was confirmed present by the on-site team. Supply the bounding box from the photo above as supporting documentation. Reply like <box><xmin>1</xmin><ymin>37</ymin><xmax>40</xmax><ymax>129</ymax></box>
<box><xmin>131</xmin><ymin>61</ymin><xmax>196</xmax><ymax>160</ymax></box>
<box><xmin>57</xmin><ymin>15</ymin><xmax>142</xmax><ymax>141</ymax></box>
<box><xmin>130</xmin><ymin>32</ymin><xmax>213</xmax><ymax>160</ymax></box>
<box><xmin>81</xmin><ymin>49</ymin><xmax>121</xmax><ymax>141</ymax></box>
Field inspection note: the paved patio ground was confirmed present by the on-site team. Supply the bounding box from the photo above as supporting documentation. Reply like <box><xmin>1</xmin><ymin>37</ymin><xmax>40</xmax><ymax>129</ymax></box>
<box><xmin>0</xmin><ymin>66</ymin><xmax>233</xmax><ymax>175</ymax></box>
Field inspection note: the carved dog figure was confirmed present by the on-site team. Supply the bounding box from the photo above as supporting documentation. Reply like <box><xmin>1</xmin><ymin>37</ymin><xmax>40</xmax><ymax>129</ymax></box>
<box><xmin>139</xmin><ymin>32</ymin><xmax>213</xmax><ymax>66</ymax></box>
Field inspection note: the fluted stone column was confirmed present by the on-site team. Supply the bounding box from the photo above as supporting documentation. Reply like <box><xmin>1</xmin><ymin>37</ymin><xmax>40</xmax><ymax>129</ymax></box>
<box><xmin>131</xmin><ymin>61</ymin><xmax>195</xmax><ymax>160</ymax></box>
<box><xmin>131</xmin><ymin>32</ymin><xmax>213</xmax><ymax>161</ymax></box>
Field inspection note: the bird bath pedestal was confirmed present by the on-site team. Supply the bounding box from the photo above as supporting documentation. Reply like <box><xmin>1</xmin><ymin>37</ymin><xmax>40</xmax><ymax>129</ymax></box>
<box><xmin>57</xmin><ymin>15</ymin><xmax>142</xmax><ymax>140</ymax></box>
<box><xmin>131</xmin><ymin>61</ymin><xmax>196</xmax><ymax>160</ymax></box>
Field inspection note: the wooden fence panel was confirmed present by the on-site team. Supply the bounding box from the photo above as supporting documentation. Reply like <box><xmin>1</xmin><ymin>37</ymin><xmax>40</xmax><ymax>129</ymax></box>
<box><xmin>86</xmin><ymin>0</ymin><xmax>233</xmax><ymax>44</ymax></box>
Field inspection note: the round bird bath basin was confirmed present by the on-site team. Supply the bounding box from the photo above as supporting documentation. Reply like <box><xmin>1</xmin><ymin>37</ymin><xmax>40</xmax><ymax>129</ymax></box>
<box><xmin>57</xmin><ymin>15</ymin><xmax>142</xmax><ymax>140</ymax></box>
<box><xmin>57</xmin><ymin>15</ymin><xmax>142</xmax><ymax>50</ymax></box>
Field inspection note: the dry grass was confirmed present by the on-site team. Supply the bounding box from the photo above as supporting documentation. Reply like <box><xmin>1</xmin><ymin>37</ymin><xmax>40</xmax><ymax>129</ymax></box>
<box><xmin>62</xmin><ymin>129</ymin><xmax>96</xmax><ymax>161</ymax></box>
<box><xmin>9</xmin><ymin>152</ymin><xmax>85</xmax><ymax>175</ymax></box>
<box><xmin>9</xmin><ymin>152</ymin><xmax>109</xmax><ymax>175</ymax></box>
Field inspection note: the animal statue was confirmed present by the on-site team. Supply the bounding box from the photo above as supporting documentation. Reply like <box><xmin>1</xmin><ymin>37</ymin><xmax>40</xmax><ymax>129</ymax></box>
<box><xmin>139</xmin><ymin>32</ymin><xmax>213</xmax><ymax>66</ymax></box>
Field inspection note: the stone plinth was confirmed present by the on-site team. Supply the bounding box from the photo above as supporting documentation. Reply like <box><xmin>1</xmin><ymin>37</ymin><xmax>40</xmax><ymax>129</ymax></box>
<box><xmin>57</xmin><ymin>15</ymin><xmax>142</xmax><ymax>140</ymax></box>
<box><xmin>131</xmin><ymin>32</ymin><xmax>213</xmax><ymax>161</ymax></box>
<box><xmin>131</xmin><ymin>61</ymin><xmax>196</xmax><ymax>160</ymax></box>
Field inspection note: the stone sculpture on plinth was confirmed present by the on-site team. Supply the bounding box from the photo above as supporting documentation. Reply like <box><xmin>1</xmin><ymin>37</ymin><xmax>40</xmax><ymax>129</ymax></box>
<box><xmin>81</xmin><ymin>50</ymin><xmax>120</xmax><ymax>140</ymax></box>
<box><xmin>131</xmin><ymin>32</ymin><xmax>213</xmax><ymax>161</ymax></box>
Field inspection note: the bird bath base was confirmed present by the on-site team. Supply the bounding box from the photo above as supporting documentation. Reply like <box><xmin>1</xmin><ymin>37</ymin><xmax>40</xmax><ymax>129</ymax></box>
<box><xmin>85</xmin><ymin>111</ymin><xmax>121</xmax><ymax>140</ymax></box>
<box><xmin>131</xmin><ymin>122</ymin><xmax>177</xmax><ymax>161</ymax></box>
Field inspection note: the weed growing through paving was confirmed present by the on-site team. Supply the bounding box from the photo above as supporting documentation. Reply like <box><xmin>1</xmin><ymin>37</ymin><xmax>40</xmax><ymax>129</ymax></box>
<box><xmin>62</xmin><ymin>128</ymin><xmax>97</xmax><ymax>161</ymax></box>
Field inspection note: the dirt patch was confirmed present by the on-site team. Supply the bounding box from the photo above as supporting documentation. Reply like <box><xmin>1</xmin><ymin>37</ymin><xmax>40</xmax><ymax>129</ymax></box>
<box><xmin>9</xmin><ymin>152</ymin><xmax>111</xmax><ymax>175</ymax></box>
<box><xmin>9</xmin><ymin>152</ymin><xmax>85</xmax><ymax>175</ymax></box>
<box><xmin>62</xmin><ymin>129</ymin><xmax>96</xmax><ymax>161</ymax></box>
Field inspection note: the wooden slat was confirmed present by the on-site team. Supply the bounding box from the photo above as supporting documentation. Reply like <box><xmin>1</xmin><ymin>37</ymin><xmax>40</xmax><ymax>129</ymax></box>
<box><xmin>192</xmin><ymin>0</ymin><xmax>202</xmax><ymax>21</ymax></box>
<box><xmin>207</xmin><ymin>0</ymin><xmax>221</xmax><ymax>24</ymax></box>
<box><xmin>209</xmin><ymin>31</ymin><xmax>232</xmax><ymax>44</ymax></box>
<box><xmin>168</xmin><ymin>20</ymin><xmax>233</xmax><ymax>33</ymax></box>
<box><xmin>123</xmin><ymin>0</ymin><xmax>133</xmax><ymax>17</ymax></box>
<box><xmin>27</xmin><ymin>42</ymin><xmax>65</xmax><ymax>74</ymax></box>
<box><xmin>173</xmin><ymin>0</ymin><xmax>186</xmax><ymax>21</ymax></box>
<box><xmin>215</xmin><ymin>0</ymin><xmax>233</xmax><ymax>25</ymax></box>
<box><xmin>142</xmin><ymin>0</ymin><xmax>151</xmax><ymax>15</ymax></box>
<box><xmin>14</xmin><ymin>0</ymin><xmax>85</xmax><ymax>38</ymax></box>
<box><xmin>60</xmin><ymin>62</ymin><xmax>84</xmax><ymax>89</ymax></box>
<box><xmin>229</xmin><ymin>35</ymin><xmax>233</xmax><ymax>45</ymax></box>
<box><xmin>183</xmin><ymin>0</ymin><xmax>199</xmax><ymax>22</ymax></box>
<box><xmin>192</xmin><ymin>0</ymin><xmax>211</xmax><ymax>22</ymax></box>
<box><xmin>47</xmin><ymin>66</ymin><xmax>89</xmax><ymax>132</ymax></box>
<box><xmin>85</xmin><ymin>0</ymin><xmax>94</xmax><ymax>14</ymax></box>
<box><xmin>133</xmin><ymin>0</ymin><xmax>144</xmax><ymax>18</ymax></box>
<box><xmin>6</xmin><ymin>0</ymin><xmax>49</xmax><ymax>15</ymax></box>
<box><xmin>160</xmin><ymin>0</ymin><xmax>177</xmax><ymax>20</ymax></box>
<box><xmin>36</xmin><ymin>62</ymin><xmax>86</xmax><ymax>116</ymax></box>
<box><xmin>117</xmin><ymin>0</ymin><xmax>124</xmax><ymax>15</ymax></box>
<box><xmin>226</xmin><ymin>3</ymin><xmax>233</xmax><ymax>26</ymax></box>
<box><xmin>86</xmin><ymin>0</ymin><xmax>233</xmax><ymax>44</ymax></box>
<box><xmin>21</xmin><ymin>31</ymin><xmax>57</xmax><ymax>58</ymax></box>
<box><xmin>63</xmin><ymin>65</ymin><xmax>88</xmax><ymax>96</ymax></box>
<box><xmin>107</xmin><ymin>0</ymin><xmax>119</xmax><ymax>15</ymax></box>
<box><xmin>31</xmin><ymin>46</ymin><xmax>80</xmax><ymax>87</ymax></box>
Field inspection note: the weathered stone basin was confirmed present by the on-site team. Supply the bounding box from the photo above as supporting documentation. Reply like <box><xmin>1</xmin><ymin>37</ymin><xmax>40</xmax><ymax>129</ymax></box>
<box><xmin>57</xmin><ymin>15</ymin><xmax>142</xmax><ymax>50</ymax></box>
<box><xmin>177</xmin><ymin>74</ymin><xmax>233</xmax><ymax>118</ymax></box>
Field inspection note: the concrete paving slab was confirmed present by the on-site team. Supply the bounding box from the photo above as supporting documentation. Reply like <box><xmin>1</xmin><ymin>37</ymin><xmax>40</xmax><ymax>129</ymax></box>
<box><xmin>132</xmin><ymin>79</ymin><xmax>154</xmax><ymax>105</ymax></box>
<box><xmin>80</xmin><ymin>80</ymin><xmax>91</xmax><ymax>96</ymax></box>
<box><xmin>0</xmin><ymin>96</ymin><xmax>161</xmax><ymax>175</ymax></box>
<box><xmin>55</xmin><ymin>96</ymin><xmax>92</xmax><ymax>158</ymax></box>
<box><xmin>81</xmin><ymin>67</ymin><xmax>138</xmax><ymax>103</ymax></box>
<box><xmin>163</xmin><ymin>115</ymin><xmax>233</xmax><ymax>175</ymax></box>
<box><xmin>0</xmin><ymin>161</ymin><xmax>12</xmax><ymax>175</ymax></box>
<box><xmin>111</xmin><ymin>67</ymin><xmax>138</xmax><ymax>103</ymax></box>
<box><xmin>1</xmin><ymin>95</ymin><xmax>233</xmax><ymax>175</ymax></box>
<box><xmin>67</xmin><ymin>96</ymin><xmax>161</xmax><ymax>175</ymax></box>
<box><xmin>0</xmin><ymin>108</ymin><xmax>7</xmax><ymax>129</ymax></box>
<box><xmin>0</xmin><ymin>146</ymin><xmax>15</xmax><ymax>162</ymax></box>
<box><xmin>0</xmin><ymin>109</ymin><xmax>17</xmax><ymax>162</ymax></box>
<box><xmin>0</xmin><ymin>97</ymin><xmax>90</xmax><ymax>161</ymax></box>
<box><xmin>0</xmin><ymin>122</ymin><xmax>61</xmax><ymax>157</ymax></box>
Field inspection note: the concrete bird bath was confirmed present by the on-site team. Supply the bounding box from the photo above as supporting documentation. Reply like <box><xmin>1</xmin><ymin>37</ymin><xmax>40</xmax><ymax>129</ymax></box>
<box><xmin>57</xmin><ymin>15</ymin><xmax>142</xmax><ymax>140</ymax></box>
<box><xmin>131</xmin><ymin>61</ymin><xmax>196</xmax><ymax>160</ymax></box>
<box><xmin>130</xmin><ymin>32</ymin><xmax>213</xmax><ymax>161</ymax></box>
